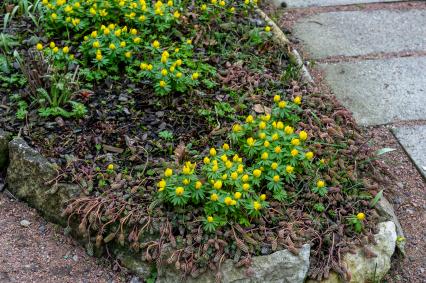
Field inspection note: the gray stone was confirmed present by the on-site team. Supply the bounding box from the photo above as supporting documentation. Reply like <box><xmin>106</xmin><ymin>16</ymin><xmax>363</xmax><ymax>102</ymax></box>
<box><xmin>375</xmin><ymin>197</ymin><xmax>405</xmax><ymax>255</ymax></box>
<box><xmin>20</xmin><ymin>219</ymin><xmax>31</xmax><ymax>227</ymax></box>
<box><xmin>0</xmin><ymin>129</ymin><xmax>12</xmax><ymax>169</ymax></box>
<box><xmin>293</xmin><ymin>10</ymin><xmax>426</xmax><ymax>59</ymax></box>
<box><xmin>6</xmin><ymin>138</ymin><xmax>81</xmax><ymax>225</ymax></box>
<box><xmin>392</xmin><ymin>125</ymin><xmax>426</xmax><ymax>179</ymax></box>
<box><xmin>275</xmin><ymin>0</ymin><xmax>404</xmax><ymax>8</ymax></box>
<box><xmin>318</xmin><ymin>56</ymin><xmax>426</xmax><ymax>125</ymax></box>
<box><xmin>307</xmin><ymin>221</ymin><xmax>397</xmax><ymax>283</ymax></box>
<box><xmin>157</xmin><ymin>244</ymin><xmax>310</xmax><ymax>283</ymax></box>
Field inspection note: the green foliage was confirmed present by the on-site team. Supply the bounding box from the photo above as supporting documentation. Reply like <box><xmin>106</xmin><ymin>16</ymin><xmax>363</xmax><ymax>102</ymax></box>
<box><xmin>158</xmin><ymin>130</ymin><xmax>174</xmax><ymax>141</ymax></box>
<box><xmin>157</xmin><ymin>96</ymin><xmax>327</xmax><ymax>231</ymax></box>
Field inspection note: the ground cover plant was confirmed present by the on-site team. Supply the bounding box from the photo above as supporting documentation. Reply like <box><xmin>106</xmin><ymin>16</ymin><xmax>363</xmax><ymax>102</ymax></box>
<box><xmin>0</xmin><ymin>0</ymin><xmax>389</xmax><ymax>281</ymax></box>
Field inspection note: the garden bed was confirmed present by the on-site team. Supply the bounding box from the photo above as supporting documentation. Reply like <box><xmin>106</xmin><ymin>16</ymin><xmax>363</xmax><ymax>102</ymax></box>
<box><xmin>0</xmin><ymin>0</ymin><xmax>402</xmax><ymax>282</ymax></box>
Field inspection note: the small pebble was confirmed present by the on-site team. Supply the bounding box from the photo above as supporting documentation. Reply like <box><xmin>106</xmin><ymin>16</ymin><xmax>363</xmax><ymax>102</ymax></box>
<box><xmin>20</xmin><ymin>220</ymin><xmax>31</xmax><ymax>227</ymax></box>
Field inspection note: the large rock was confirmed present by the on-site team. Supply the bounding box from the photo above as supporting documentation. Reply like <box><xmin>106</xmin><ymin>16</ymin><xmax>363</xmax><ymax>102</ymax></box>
<box><xmin>6</xmin><ymin>137</ymin><xmax>81</xmax><ymax>225</ymax></box>
<box><xmin>0</xmin><ymin>129</ymin><xmax>12</xmax><ymax>170</ymax></box>
<box><xmin>308</xmin><ymin>221</ymin><xmax>397</xmax><ymax>283</ymax></box>
<box><xmin>157</xmin><ymin>244</ymin><xmax>310</xmax><ymax>283</ymax></box>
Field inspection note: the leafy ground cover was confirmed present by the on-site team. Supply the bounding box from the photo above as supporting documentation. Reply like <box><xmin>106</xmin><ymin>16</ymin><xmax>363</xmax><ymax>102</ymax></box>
<box><xmin>0</xmin><ymin>0</ymin><xmax>388</xmax><ymax>281</ymax></box>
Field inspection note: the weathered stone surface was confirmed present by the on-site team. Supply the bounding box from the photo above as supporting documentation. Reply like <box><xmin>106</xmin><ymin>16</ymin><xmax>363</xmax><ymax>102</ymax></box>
<box><xmin>318</xmin><ymin>56</ymin><xmax>426</xmax><ymax>125</ymax></box>
<box><xmin>0</xmin><ymin>129</ymin><xmax>12</xmax><ymax>169</ymax></box>
<box><xmin>376</xmin><ymin>197</ymin><xmax>406</xmax><ymax>254</ymax></box>
<box><xmin>157</xmin><ymin>244</ymin><xmax>310</xmax><ymax>283</ymax></box>
<box><xmin>275</xmin><ymin>0</ymin><xmax>403</xmax><ymax>8</ymax></box>
<box><xmin>392</xmin><ymin>125</ymin><xmax>426</xmax><ymax>179</ymax></box>
<box><xmin>307</xmin><ymin>221</ymin><xmax>396</xmax><ymax>283</ymax></box>
<box><xmin>293</xmin><ymin>10</ymin><xmax>426</xmax><ymax>59</ymax></box>
<box><xmin>6</xmin><ymin>138</ymin><xmax>81</xmax><ymax>225</ymax></box>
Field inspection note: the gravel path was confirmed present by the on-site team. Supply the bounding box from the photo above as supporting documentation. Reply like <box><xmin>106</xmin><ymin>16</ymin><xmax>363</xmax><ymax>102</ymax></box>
<box><xmin>0</xmin><ymin>189</ymin><xmax>127</xmax><ymax>283</ymax></box>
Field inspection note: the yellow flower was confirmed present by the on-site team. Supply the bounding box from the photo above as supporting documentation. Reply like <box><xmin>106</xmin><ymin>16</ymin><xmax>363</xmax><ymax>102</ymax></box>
<box><xmin>246</xmin><ymin>115</ymin><xmax>254</xmax><ymax>123</ymax></box>
<box><xmin>259</xmin><ymin>132</ymin><xmax>266</xmax><ymax>139</ymax></box>
<box><xmin>134</xmin><ymin>37</ymin><xmax>141</xmax><ymax>44</ymax></box>
<box><xmin>237</xmin><ymin>165</ymin><xmax>244</xmax><ymax>174</ymax></box>
<box><xmin>253</xmin><ymin>169</ymin><xmax>261</xmax><ymax>178</ymax></box>
<box><xmin>203</xmin><ymin>156</ymin><xmax>210</xmax><ymax>164</ymax></box>
<box><xmin>96</xmin><ymin>53</ymin><xmax>102</xmax><ymax>60</ymax></box>
<box><xmin>261</xmin><ymin>114</ymin><xmax>271</xmax><ymax>121</ymax></box>
<box><xmin>36</xmin><ymin>43</ymin><xmax>43</xmax><ymax>51</ymax></box>
<box><xmin>224</xmin><ymin>196</ymin><xmax>233</xmax><ymax>206</ymax></box>
<box><xmin>259</xmin><ymin>121</ymin><xmax>266</xmax><ymax>130</ymax></box>
<box><xmin>51</xmin><ymin>13</ymin><xmax>57</xmax><ymax>20</ymax></box>
<box><xmin>186</xmin><ymin>39</ymin><xmax>192</xmax><ymax>44</ymax></box>
<box><xmin>272</xmin><ymin>133</ymin><xmax>279</xmax><ymax>141</ymax></box>
<box><xmin>291</xmin><ymin>149</ymin><xmax>298</xmax><ymax>157</ymax></box>
<box><xmin>305</xmin><ymin>151</ymin><xmax>314</xmax><ymax>160</ymax></box>
<box><xmin>169</xmin><ymin>66</ymin><xmax>175</xmax><ymax>72</ymax></box>
<box><xmin>247</xmin><ymin>137</ymin><xmax>255</xmax><ymax>147</ymax></box>
<box><xmin>182</xmin><ymin>166</ymin><xmax>191</xmax><ymax>175</ymax></box>
<box><xmin>243</xmin><ymin>183</ymin><xmax>250</xmax><ymax>191</ymax></box>
<box><xmin>195</xmin><ymin>181</ymin><xmax>202</xmax><ymax>189</ymax></box>
<box><xmin>356</xmin><ymin>212</ymin><xmax>366</xmax><ymax>221</ymax></box>
<box><xmin>62</xmin><ymin>46</ymin><xmax>69</xmax><ymax>54</ymax></box>
<box><xmin>317</xmin><ymin>180</ymin><xmax>325</xmax><ymax>188</ymax></box>
<box><xmin>214</xmin><ymin>180</ymin><xmax>222</xmax><ymax>190</ymax></box>
<box><xmin>219</xmin><ymin>0</ymin><xmax>225</xmax><ymax>6</ymax></box>
<box><xmin>159</xmin><ymin>80</ymin><xmax>166</xmax><ymax>88</ymax></box>
<box><xmin>176</xmin><ymin>72</ymin><xmax>182</xmax><ymax>78</ymax></box>
<box><xmin>130</xmin><ymin>28</ymin><xmax>137</xmax><ymax>35</ymax></box>
<box><xmin>212</xmin><ymin>164</ymin><xmax>218</xmax><ymax>172</ymax></box>
<box><xmin>107</xmin><ymin>164</ymin><xmax>114</xmax><ymax>170</ymax></box>
<box><xmin>49</xmin><ymin>42</ymin><xmax>55</xmax><ymax>48</ymax></box>
<box><xmin>320</xmin><ymin>159</ymin><xmax>325</xmax><ymax>164</ymax></box>
<box><xmin>242</xmin><ymin>174</ymin><xmax>249</xmax><ymax>182</ymax></box>
<box><xmin>261</xmin><ymin>152</ymin><xmax>268</xmax><ymax>160</ymax></box>
<box><xmin>93</xmin><ymin>41</ymin><xmax>100</xmax><ymax>48</ymax></box>
<box><xmin>225</xmin><ymin>161</ymin><xmax>233</xmax><ymax>169</ymax></box>
<box><xmin>291</xmin><ymin>138</ymin><xmax>300</xmax><ymax>146</ymax></box>
<box><xmin>53</xmin><ymin>47</ymin><xmax>59</xmax><ymax>53</ymax></box>
<box><xmin>278</xmin><ymin>101</ymin><xmax>286</xmax><ymax>108</ymax></box>
<box><xmin>147</xmin><ymin>64</ymin><xmax>153</xmax><ymax>71</ymax></box>
<box><xmin>74</xmin><ymin>2</ymin><xmax>80</xmax><ymax>8</ymax></box>
<box><xmin>273</xmin><ymin>175</ymin><xmax>280</xmax><ymax>183</ymax></box>
<box><xmin>201</xmin><ymin>4</ymin><xmax>207</xmax><ymax>10</ymax></box>
<box><xmin>253</xmin><ymin>201</ymin><xmax>261</xmax><ymax>211</ymax></box>
<box><xmin>164</xmin><ymin>168</ymin><xmax>173</xmax><ymax>177</ymax></box>
<box><xmin>260</xmin><ymin>194</ymin><xmax>267</xmax><ymax>200</ymax></box>
<box><xmin>125</xmin><ymin>51</ymin><xmax>132</xmax><ymax>58</ymax></box>
<box><xmin>152</xmin><ymin>40</ymin><xmax>160</xmax><ymax>48</ymax></box>
<box><xmin>222</xmin><ymin>143</ymin><xmax>230</xmax><ymax>150</ymax></box>
<box><xmin>233</xmin><ymin>154</ymin><xmax>240</xmax><ymax>162</ymax></box>
<box><xmin>175</xmin><ymin>59</ymin><xmax>183</xmax><ymax>66</ymax></box>
<box><xmin>175</xmin><ymin>187</ymin><xmax>184</xmax><ymax>196</ymax></box>
<box><xmin>231</xmin><ymin>172</ymin><xmax>238</xmax><ymax>180</ymax></box>
<box><xmin>114</xmin><ymin>29</ymin><xmax>121</xmax><ymax>37</ymax></box>
<box><xmin>167</xmin><ymin>0</ymin><xmax>173</xmax><ymax>6</ymax></box>
<box><xmin>264</xmin><ymin>26</ymin><xmax>271</xmax><ymax>32</ymax></box>
<box><xmin>222</xmin><ymin>174</ymin><xmax>228</xmax><ymax>180</ymax></box>
<box><xmin>157</xmin><ymin>179</ymin><xmax>166</xmax><ymax>188</ymax></box>
<box><xmin>182</xmin><ymin>178</ymin><xmax>190</xmax><ymax>185</ymax></box>
<box><xmin>271</xmin><ymin>162</ymin><xmax>278</xmax><ymax>170</ymax></box>
<box><xmin>232</xmin><ymin>124</ymin><xmax>242</xmax><ymax>132</ymax></box>
<box><xmin>284</xmin><ymin>126</ymin><xmax>294</xmax><ymax>135</ymax></box>
<box><xmin>274</xmin><ymin>146</ymin><xmax>281</xmax><ymax>154</ymax></box>
<box><xmin>286</xmin><ymin>165</ymin><xmax>294</xmax><ymax>174</ymax></box>
<box><xmin>207</xmin><ymin>216</ymin><xmax>214</xmax><ymax>223</ymax></box>
<box><xmin>299</xmin><ymin>131</ymin><xmax>308</xmax><ymax>141</ymax></box>
<box><xmin>210</xmin><ymin>148</ymin><xmax>217</xmax><ymax>156</ymax></box>
<box><xmin>173</xmin><ymin>10</ymin><xmax>180</xmax><ymax>18</ymax></box>
<box><xmin>229</xmin><ymin>7</ymin><xmax>235</xmax><ymax>12</ymax></box>
<box><xmin>161</xmin><ymin>69</ymin><xmax>168</xmax><ymax>76</ymax></box>
<box><xmin>211</xmin><ymin>193</ymin><xmax>219</xmax><ymax>201</ymax></box>
<box><xmin>211</xmin><ymin>0</ymin><xmax>217</xmax><ymax>4</ymax></box>
<box><xmin>234</xmin><ymin>192</ymin><xmax>241</xmax><ymax>200</ymax></box>
<box><xmin>103</xmin><ymin>28</ymin><xmax>110</xmax><ymax>35</ymax></box>
<box><xmin>293</xmin><ymin>96</ymin><xmax>302</xmax><ymax>105</ymax></box>
<box><xmin>191</xmin><ymin>72</ymin><xmax>199</xmax><ymax>80</ymax></box>
<box><xmin>276</xmin><ymin>121</ymin><xmax>284</xmax><ymax>130</ymax></box>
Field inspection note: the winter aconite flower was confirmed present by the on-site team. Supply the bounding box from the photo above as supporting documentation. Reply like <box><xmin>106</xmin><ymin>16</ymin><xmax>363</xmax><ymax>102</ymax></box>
<box><xmin>317</xmin><ymin>180</ymin><xmax>325</xmax><ymax>188</ymax></box>
<box><xmin>356</xmin><ymin>212</ymin><xmax>366</xmax><ymax>221</ymax></box>
<box><xmin>253</xmin><ymin>201</ymin><xmax>262</xmax><ymax>211</ymax></box>
<box><xmin>234</xmin><ymin>192</ymin><xmax>242</xmax><ymax>199</ymax></box>
<box><xmin>214</xmin><ymin>180</ymin><xmax>222</xmax><ymax>190</ymax></box>
<box><xmin>107</xmin><ymin>164</ymin><xmax>114</xmax><ymax>170</ymax></box>
<box><xmin>164</xmin><ymin>168</ymin><xmax>173</xmax><ymax>177</ymax></box>
<box><xmin>152</xmin><ymin>40</ymin><xmax>160</xmax><ymax>48</ymax></box>
<box><xmin>175</xmin><ymin>187</ymin><xmax>184</xmax><ymax>196</ymax></box>
<box><xmin>253</xmin><ymin>169</ymin><xmax>261</xmax><ymax>178</ymax></box>
<box><xmin>293</xmin><ymin>96</ymin><xmax>302</xmax><ymax>105</ymax></box>
<box><xmin>264</xmin><ymin>26</ymin><xmax>271</xmax><ymax>32</ymax></box>
<box><xmin>195</xmin><ymin>181</ymin><xmax>202</xmax><ymax>189</ymax></box>
<box><xmin>291</xmin><ymin>149</ymin><xmax>298</xmax><ymax>157</ymax></box>
<box><xmin>36</xmin><ymin>43</ymin><xmax>43</xmax><ymax>51</ymax></box>
<box><xmin>278</xmin><ymin>101</ymin><xmax>286</xmax><ymax>108</ymax></box>
<box><xmin>305</xmin><ymin>152</ymin><xmax>314</xmax><ymax>160</ymax></box>
<box><xmin>260</xmin><ymin>194</ymin><xmax>267</xmax><ymax>200</ymax></box>
<box><xmin>291</xmin><ymin>138</ymin><xmax>300</xmax><ymax>146</ymax></box>
<box><xmin>286</xmin><ymin>165</ymin><xmax>294</xmax><ymax>174</ymax></box>
<box><xmin>246</xmin><ymin>115</ymin><xmax>254</xmax><ymax>123</ymax></box>
<box><xmin>273</xmin><ymin>175</ymin><xmax>280</xmax><ymax>182</ymax></box>
<box><xmin>207</xmin><ymin>216</ymin><xmax>214</xmax><ymax>223</ymax></box>
<box><xmin>211</xmin><ymin>193</ymin><xmax>219</xmax><ymax>201</ymax></box>
<box><xmin>299</xmin><ymin>131</ymin><xmax>308</xmax><ymax>141</ymax></box>
<box><xmin>273</xmin><ymin>95</ymin><xmax>281</xmax><ymax>103</ymax></box>
<box><xmin>210</xmin><ymin>148</ymin><xmax>217</xmax><ymax>156</ymax></box>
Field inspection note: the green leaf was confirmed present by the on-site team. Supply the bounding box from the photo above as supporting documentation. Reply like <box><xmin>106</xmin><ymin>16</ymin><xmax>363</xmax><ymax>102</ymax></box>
<box><xmin>370</xmin><ymin>189</ymin><xmax>383</xmax><ymax>208</ymax></box>
<box><xmin>376</xmin><ymin>148</ymin><xmax>395</xmax><ymax>156</ymax></box>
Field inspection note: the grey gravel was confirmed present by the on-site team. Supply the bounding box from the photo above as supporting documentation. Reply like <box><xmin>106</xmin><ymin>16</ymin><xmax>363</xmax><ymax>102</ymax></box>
<box><xmin>293</xmin><ymin>9</ymin><xmax>426</xmax><ymax>59</ymax></box>
<box><xmin>392</xmin><ymin>125</ymin><xmax>426</xmax><ymax>179</ymax></box>
<box><xmin>20</xmin><ymin>219</ymin><xmax>31</xmax><ymax>227</ymax></box>
<box><xmin>319</xmin><ymin>56</ymin><xmax>426</xmax><ymax>125</ymax></box>
<box><xmin>278</xmin><ymin>0</ymin><xmax>403</xmax><ymax>8</ymax></box>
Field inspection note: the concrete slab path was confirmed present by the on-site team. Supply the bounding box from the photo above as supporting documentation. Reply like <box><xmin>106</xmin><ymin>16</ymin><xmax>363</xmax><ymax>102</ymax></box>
<box><xmin>281</xmin><ymin>0</ymin><xmax>405</xmax><ymax>8</ymax></box>
<box><xmin>293</xmin><ymin>9</ymin><xmax>426</xmax><ymax>59</ymax></box>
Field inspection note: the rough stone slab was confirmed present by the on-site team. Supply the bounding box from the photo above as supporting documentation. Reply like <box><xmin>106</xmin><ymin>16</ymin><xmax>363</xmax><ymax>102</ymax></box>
<box><xmin>392</xmin><ymin>125</ymin><xmax>426</xmax><ymax>179</ymax></box>
<box><xmin>293</xmin><ymin>10</ymin><xmax>426</xmax><ymax>59</ymax></box>
<box><xmin>0</xmin><ymin>129</ymin><xmax>12</xmax><ymax>169</ymax></box>
<box><xmin>319</xmin><ymin>56</ymin><xmax>426</xmax><ymax>125</ymax></box>
<box><xmin>277</xmin><ymin>0</ymin><xmax>405</xmax><ymax>8</ymax></box>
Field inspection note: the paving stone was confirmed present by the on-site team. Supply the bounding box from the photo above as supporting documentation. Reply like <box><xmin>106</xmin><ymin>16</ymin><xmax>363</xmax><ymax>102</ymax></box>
<box><xmin>279</xmin><ymin>0</ymin><xmax>403</xmax><ymax>8</ymax></box>
<box><xmin>293</xmin><ymin>9</ymin><xmax>426</xmax><ymax>59</ymax></box>
<box><xmin>318</xmin><ymin>56</ymin><xmax>426</xmax><ymax>126</ymax></box>
<box><xmin>392</xmin><ymin>125</ymin><xmax>426</xmax><ymax>179</ymax></box>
